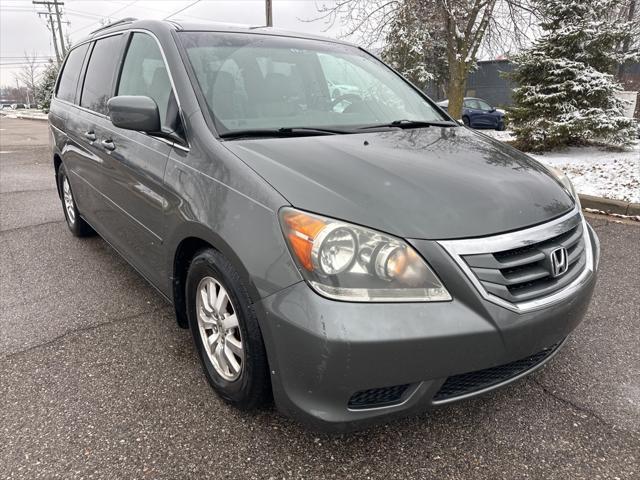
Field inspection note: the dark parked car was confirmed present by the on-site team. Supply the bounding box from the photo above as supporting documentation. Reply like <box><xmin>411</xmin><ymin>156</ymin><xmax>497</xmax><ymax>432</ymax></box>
<box><xmin>49</xmin><ymin>19</ymin><xmax>599</xmax><ymax>432</ymax></box>
<box><xmin>437</xmin><ymin>97</ymin><xmax>505</xmax><ymax>130</ymax></box>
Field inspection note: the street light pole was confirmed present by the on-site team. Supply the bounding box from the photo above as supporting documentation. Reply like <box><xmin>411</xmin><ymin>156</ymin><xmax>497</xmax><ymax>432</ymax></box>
<box><xmin>265</xmin><ymin>0</ymin><xmax>273</xmax><ymax>27</ymax></box>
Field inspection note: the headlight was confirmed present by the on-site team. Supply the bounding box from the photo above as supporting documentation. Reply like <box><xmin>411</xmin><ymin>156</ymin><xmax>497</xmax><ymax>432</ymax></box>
<box><xmin>279</xmin><ymin>208</ymin><xmax>451</xmax><ymax>302</ymax></box>
<box><xmin>548</xmin><ymin>166</ymin><xmax>579</xmax><ymax>206</ymax></box>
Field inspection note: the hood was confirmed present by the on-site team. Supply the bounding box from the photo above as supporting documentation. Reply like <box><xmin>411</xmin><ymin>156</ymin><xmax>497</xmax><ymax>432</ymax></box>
<box><xmin>223</xmin><ymin>127</ymin><xmax>575</xmax><ymax>240</ymax></box>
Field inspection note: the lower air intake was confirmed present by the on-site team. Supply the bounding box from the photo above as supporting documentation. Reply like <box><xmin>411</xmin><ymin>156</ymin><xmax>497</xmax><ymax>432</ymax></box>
<box><xmin>433</xmin><ymin>341</ymin><xmax>563</xmax><ymax>402</ymax></box>
<box><xmin>348</xmin><ymin>384</ymin><xmax>411</xmax><ymax>409</ymax></box>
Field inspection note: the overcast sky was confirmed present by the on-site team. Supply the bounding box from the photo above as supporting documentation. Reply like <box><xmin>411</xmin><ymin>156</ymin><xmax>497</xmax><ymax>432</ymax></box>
<box><xmin>0</xmin><ymin>0</ymin><xmax>346</xmax><ymax>86</ymax></box>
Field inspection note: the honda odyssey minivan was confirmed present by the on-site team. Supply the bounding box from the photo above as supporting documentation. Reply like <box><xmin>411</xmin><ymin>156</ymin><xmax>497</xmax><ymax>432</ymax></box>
<box><xmin>49</xmin><ymin>19</ymin><xmax>599</xmax><ymax>431</ymax></box>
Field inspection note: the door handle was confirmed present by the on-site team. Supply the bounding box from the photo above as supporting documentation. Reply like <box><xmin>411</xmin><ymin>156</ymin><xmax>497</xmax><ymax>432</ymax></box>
<box><xmin>84</xmin><ymin>130</ymin><xmax>96</xmax><ymax>141</ymax></box>
<box><xmin>101</xmin><ymin>139</ymin><xmax>115</xmax><ymax>151</ymax></box>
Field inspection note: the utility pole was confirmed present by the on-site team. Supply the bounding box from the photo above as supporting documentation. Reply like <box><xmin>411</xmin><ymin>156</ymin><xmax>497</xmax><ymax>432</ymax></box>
<box><xmin>33</xmin><ymin>0</ymin><xmax>67</xmax><ymax>63</ymax></box>
<box><xmin>36</xmin><ymin>3</ymin><xmax>61</xmax><ymax>64</ymax></box>
<box><xmin>265</xmin><ymin>0</ymin><xmax>273</xmax><ymax>27</ymax></box>
<box><xmin>53</xmin><ymin>0</ymin><xmax>67</xmax><ymax>56</ymax></box>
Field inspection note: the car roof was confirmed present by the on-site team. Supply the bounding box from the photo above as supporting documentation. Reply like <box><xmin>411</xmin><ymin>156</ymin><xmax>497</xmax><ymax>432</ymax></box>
<box><xmin>76</xmin><ymin>17</ymin><xmax>354</xmax><ymax>48</ymax></box>
<box><xmin>437</xmin><ymin>97</ymin><xmax>487</xmax><ymax>103</ymax></box>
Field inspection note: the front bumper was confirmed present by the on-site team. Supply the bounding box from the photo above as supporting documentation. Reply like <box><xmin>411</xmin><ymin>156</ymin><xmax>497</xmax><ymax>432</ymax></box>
<box><xmin>256</xmin><ymin>223</ymin><xmax>599</xmax><ymax>432</ymax></box>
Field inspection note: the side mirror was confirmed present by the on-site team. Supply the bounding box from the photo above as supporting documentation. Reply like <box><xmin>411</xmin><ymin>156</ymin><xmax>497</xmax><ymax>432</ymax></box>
<box><xmin>107</xmin><ymin>95</ymin><xmax>160</xmax><ymax>133</ymax></box>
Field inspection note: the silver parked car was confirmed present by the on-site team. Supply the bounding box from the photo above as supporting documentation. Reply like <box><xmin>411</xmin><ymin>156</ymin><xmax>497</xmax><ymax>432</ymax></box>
<box><xmin>49</xmin><ymin>19</ymin><xmax>599</xmax><ymax>432</ymax></box>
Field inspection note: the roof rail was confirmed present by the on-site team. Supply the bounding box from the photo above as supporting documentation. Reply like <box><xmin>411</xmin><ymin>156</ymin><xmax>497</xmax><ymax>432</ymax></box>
<box><xmin>89</xmin><ymin>17</ymin><xmax>137</xmax><ymax>35</ymax></box>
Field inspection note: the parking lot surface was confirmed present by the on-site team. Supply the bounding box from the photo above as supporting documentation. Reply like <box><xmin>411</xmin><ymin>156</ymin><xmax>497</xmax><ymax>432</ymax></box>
<box><xmin>1</xmin><ymin>116</ymin><xmax>639</xmax><ymax>479</ymax></box>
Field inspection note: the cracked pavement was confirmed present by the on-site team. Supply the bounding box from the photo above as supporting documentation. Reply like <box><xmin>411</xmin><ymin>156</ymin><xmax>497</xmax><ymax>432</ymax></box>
<box><xmin>1</xmin><ymin>116</ymin><xmax>639</xmax><ymax>479</ymax></box>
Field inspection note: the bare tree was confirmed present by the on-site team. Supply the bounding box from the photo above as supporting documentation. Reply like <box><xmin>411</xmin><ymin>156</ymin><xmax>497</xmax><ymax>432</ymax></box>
<box><xmin>310</xmin><ymin>0</ymin><xmax>536</xmax><ymax>118</ymax></box>
<box><xmin>14</xmin><ymin>51</ymin><xmax>43</xmax><ymax>106</ymax></box>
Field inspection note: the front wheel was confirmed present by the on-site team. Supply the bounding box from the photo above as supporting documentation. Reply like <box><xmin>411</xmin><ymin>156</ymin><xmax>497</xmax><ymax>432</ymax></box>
<box><xmin>57</xmin><ymin>164</ymin><xmax>94</xmax><ymax>237</ymax></box>
<box><xmin>462</xmin><ymin>116</ymin><xmax>470</xmax><ymax>127</ymax></box>
<box><xmin>186</xmin><ymin>248</ymin><xmax>271</xmax><ymax>410</ymax></box>
<box><xmin>496</xmin><ymin>121</ymin><xmax>506</xmax><ymax>131</ymax></box>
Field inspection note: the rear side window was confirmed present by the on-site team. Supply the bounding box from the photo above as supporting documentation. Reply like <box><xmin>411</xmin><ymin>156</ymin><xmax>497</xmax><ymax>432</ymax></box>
<box><xmin>117</xmin><ymin>33</ymin><xmax>174</xmax><ymax>128</ymax></box>
<box><xmin>56</xmin><ymin>43</ymin><xmax>89</xmax><ymax>103</ymax></box>
<box><xmin>80</xmin><ymin>35</ymin><xmax>123</xmax><ymax>115</ymax></box>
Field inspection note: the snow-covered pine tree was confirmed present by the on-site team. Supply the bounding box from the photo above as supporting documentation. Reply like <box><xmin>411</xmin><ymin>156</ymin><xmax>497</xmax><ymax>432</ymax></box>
<box><xmin>35</xmin><ymin>61</ymin><xmax>59</xmax><ymax>112</ymax></box>
<box><xmin>509</xmin><ymin>0</ymin><xmax>638</xmax><ymax>151</ymax></box>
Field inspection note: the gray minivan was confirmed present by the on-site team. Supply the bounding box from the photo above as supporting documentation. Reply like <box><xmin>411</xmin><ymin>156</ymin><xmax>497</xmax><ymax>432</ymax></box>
<box><xmin>49</xmin><ymin>19</ymin><xmax>599</xmax><ymax>431</ymax></box>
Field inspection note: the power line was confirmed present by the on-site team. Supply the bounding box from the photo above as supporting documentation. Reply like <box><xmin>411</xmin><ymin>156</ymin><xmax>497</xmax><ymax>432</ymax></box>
<box><xmin>0</xmin><ymin>61</ymin><xmax>54</xmax><ymax>66</ymax></box>
<box><xmin>68</xmin><ymin>0</ymin><xmax>138</xmax><ymax>36</ymax></box>
<box><xmin>0</xmin><ymin>56</ymin><xmax>54</xmax><ymax>59</ymax></box>
<box><xmin>0</xmin><ymin>7</ymin><xmax>37</xmax><ymax>12</ymax></box>
<box><xmin>64</xmin><ymin>8</ymin><xmax>106</xmax><ymax>20</ymax></box>
<box><xmin>164</xmin><ymin>0</ymin><xmax>201</xmax><ymax>20</ymax></box>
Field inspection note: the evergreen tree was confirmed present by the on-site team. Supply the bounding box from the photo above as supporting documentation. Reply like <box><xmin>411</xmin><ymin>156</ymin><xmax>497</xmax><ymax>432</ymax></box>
<box><xmin>35</xmin><ymin>62</ymin><xmax>59</xmax><ymax>112</ymax></box>
<box><xmin>509</xmin><ymin>0</ymin><xmax>638</xmax><ymax>151</ymax></box>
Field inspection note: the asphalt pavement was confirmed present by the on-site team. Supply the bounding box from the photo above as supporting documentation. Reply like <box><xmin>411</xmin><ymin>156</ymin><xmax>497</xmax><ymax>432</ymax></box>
<box><xmin>1</xmin><ymin>116</ymin><xmax>638</xmax><ymax>479</ymax></box>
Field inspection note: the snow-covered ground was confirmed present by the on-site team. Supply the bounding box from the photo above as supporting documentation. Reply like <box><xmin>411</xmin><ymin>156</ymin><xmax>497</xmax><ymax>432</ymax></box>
<box><xmin>483</xmin><ymin>130</ymin><xmax>640</xmax><ymax>203</ymax></box>
<box><xmin>0</xmin><ymin>108</ymin><xmax>48</xmax><ymax>121</ymax></box>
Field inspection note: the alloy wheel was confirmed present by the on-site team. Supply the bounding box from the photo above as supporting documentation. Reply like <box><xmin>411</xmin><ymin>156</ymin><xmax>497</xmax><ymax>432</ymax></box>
<box><xmin>62</xmin><ymin>177</ymin><xmax>76</xmax><ymax>225</ymax></box>
<box><xmin>196</xmin><ymin>276</ymin><xmax>244</xmax><ymax>381</ymax></box>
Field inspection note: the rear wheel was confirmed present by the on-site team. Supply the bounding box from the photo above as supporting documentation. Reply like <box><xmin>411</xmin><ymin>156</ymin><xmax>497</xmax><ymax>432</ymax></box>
<box><xmin>186</xmin><ymin>248</ymin><xmax>270</xmax><ymax>410</ymax></box>
<box><xmin>57</xmin><ymin>164</ymin><xmax>93</xmax><ymax>237</ymax></box>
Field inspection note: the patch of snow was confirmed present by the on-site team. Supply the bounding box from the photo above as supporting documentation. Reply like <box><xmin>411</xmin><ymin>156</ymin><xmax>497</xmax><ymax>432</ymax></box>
<box><xmin>482</xmin><ymin>130</ymin><xmax>640</xmax><ymax>203</ymax></box>
<box><xmin>530</xmin><ymin>144</ymin><xmax>640</xmax><ymax>203</ymax></box>
<box><xmin>482</xmin><ymin>129</ymin><xmax>515</xmax><ymax>142</ymax></box>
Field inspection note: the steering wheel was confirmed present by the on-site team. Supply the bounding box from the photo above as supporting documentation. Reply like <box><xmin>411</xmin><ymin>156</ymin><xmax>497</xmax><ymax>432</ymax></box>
<box><xmin>330</xmin><ymin>93</ymin><xmax>363</xmax><ymax>110</ymax></box>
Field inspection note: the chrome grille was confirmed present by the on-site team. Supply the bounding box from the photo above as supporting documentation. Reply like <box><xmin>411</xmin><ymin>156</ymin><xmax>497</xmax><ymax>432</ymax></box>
<box><xmin>438</xmin><ymin>207</ymin><xmax>594</xmax><ymax>313</ymax></box>
<box><xmin>462</xmin><ymin>221</ymin><xmax>586</xmax><ymax>303</ymax></box>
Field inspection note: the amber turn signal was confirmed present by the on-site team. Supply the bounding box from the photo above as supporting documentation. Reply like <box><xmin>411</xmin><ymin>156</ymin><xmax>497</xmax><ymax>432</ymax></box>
<box><xmin>281</xmin><ymin>210</ymin><xmax>327</xmax><ymax>271</ymax></box>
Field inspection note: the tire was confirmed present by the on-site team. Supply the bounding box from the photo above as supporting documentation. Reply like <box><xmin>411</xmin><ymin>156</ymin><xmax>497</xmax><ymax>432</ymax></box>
<box><xmin>186</xmin><ymin>248</ymin><xmax>271</xmax><ymax>410</ymax></box>
<box><xmin>462</xmin><ymin>116</ymin><xmax>470</xmax><ymax>127</ymax></box>
<box><xmin>497</xmin><ymin>121</ymin><xmax>506</xmax><ymax>131</ymax></box>
<box><xmin>57</xmin><ymin>164</ymin><xmax>94</xmax><ymax>237</ymax></box>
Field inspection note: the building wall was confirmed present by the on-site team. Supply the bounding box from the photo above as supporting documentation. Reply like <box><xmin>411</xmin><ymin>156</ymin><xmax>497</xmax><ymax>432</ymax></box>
<box><xmin>465</xmin><ymin>60</ymin><xmax>515</xmax><ymax>108</ymax></box>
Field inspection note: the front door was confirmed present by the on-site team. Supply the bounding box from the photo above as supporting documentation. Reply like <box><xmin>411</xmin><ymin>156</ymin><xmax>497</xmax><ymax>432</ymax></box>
<box><xmin>94</xmin><ymin>32</ymin><xmax>182</xmax><ymax>287</ymax></box>
<box><xmin>474</xmin><ymin>99</ymin><xmax>498</xmax><ymax>128</ymax></box>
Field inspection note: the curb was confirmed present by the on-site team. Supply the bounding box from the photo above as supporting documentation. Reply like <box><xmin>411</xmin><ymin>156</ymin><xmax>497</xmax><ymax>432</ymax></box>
<box><xmin>579</xmin><ymin>194</ymin><xmax>640</xmax><ymax>216</ymax></box>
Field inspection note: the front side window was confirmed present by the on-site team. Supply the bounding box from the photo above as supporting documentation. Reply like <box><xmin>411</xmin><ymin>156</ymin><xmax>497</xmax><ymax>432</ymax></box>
<box><xmin>80</xmin><ymin>34</ymin><xmax>123</xmax><ymax>115</ymax></box>
<box><xmin>465</xmin><ymin>99</ymin><xmax>480</xmax><ymax>110</ymax></box>
<box><xmin>56</xmin><ymin>43</ymin><xmax>90</xmax><ymax>103</ymax></box>
<box><xmin>117</xmin><ymin>33</ymin><xmax>175</xmax><ymax>129</ymax></box>
<box><xmin>477</xmin><ymin>100</ymin><xmax>492</xmax><ymax>111</ymax></box>
<box><xmin>179</xmin><ymin>32</ymin><xmax>447</xmax><ymax>134</ymax></box>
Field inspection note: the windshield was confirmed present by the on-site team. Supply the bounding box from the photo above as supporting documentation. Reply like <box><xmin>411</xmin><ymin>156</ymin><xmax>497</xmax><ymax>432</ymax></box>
<box><xmin>179</xmin><ymin>32</ymin><xmax>448</xmax><ymax>135</ymax></box>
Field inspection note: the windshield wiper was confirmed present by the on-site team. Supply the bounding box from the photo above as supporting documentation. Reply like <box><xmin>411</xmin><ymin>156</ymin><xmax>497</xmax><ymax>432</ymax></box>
<box><xmin>358</xmin><ymin>119</ymin><xmax>458</xmax><ymax>130</ymax></box>
<box><xmin>220</xmin><ymin>126</ymin><xmax>350</xmax><ymax>139</ymax></box>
